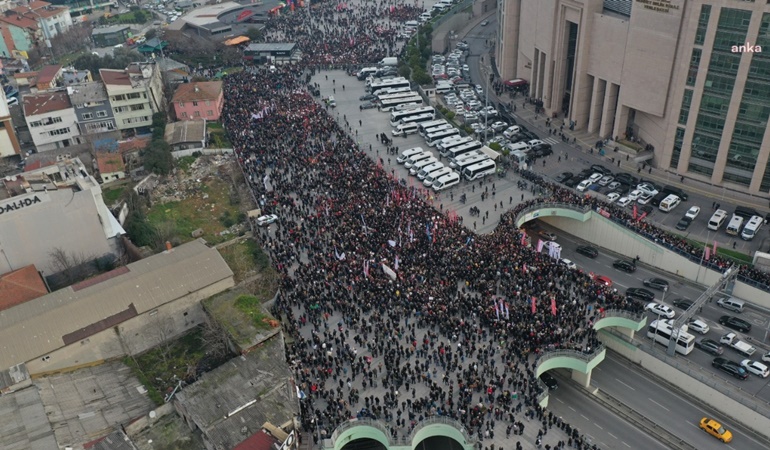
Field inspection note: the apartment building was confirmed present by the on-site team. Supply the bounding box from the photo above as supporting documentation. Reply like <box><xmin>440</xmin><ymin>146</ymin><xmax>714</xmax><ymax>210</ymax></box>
<box><xmin>22</xmin><ymin>91</ymin><xmax>81</xmax><ymax>152</ymax></box>
<box><xmin>67</xmin><ymin>82</ymin><xmax>117</xmax><ymax>137</ymax></box>
<box><xmin>100</xmin><ymin>62</ymin><xmax>165</xmax><ymax>133</ymax></box>
<box><xmin>171</xmin><ymin>81</ymin><xmax>224</xmax><ymax>121</ymax></box>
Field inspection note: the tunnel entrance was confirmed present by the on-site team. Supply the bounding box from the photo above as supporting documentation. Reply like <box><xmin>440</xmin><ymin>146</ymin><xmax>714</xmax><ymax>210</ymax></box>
<box><xmin>414</xmin><ymin>436</ymin><xmax>465</xmax><ymax>450</ymax></box>
<box><xmin>340</xmin><ymin>438</ymin><xmax>387</xmax><ymax>450</ymax></box>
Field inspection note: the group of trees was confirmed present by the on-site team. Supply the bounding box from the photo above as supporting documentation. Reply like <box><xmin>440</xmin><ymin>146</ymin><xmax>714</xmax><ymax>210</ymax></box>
<box><xmin>164</xmin><ymin>31</ymin><xmax>242</xmax><ymax>68</ymax></box>
<box><xmin>73</xmin><ymin>47</ymin><xmax>144</xmax><ymax>81</ymax></box>
<box><xmin>143</xmin><ymin>112</ymin><xmax>174</xmax><ymax>176</ymax></box>
<box><xmin>402</xmin><ymin>23</ymin><xmax>434</xmax><ymax>86</ymax></box>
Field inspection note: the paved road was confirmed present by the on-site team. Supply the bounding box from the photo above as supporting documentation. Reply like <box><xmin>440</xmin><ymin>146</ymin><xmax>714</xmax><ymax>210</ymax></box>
<box><xmin>592</xmin><ymin>354</ymin><xmax>769</xmax><ymax>450</ymax></box>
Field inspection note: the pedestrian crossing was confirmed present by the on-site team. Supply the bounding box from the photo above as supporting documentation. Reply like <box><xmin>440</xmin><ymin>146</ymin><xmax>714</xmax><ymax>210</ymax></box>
<box><xmin>542</xmin><ymin>137</ymin><xmax>560</xmax><ymax>145</ymax></box>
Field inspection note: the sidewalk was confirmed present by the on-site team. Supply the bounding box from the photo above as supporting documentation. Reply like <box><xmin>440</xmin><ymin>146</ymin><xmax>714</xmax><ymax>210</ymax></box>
<box><xmin>461</xmin><ymin>18</ymin><xmax>770</xmax><ymax>214</ymax></box>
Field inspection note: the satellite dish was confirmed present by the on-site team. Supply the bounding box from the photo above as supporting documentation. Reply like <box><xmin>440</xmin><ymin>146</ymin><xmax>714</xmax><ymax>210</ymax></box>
<box><xmin>149</xmin><ymin>411</ymin><xmax>157</xmax><ymax>419</ymax></box>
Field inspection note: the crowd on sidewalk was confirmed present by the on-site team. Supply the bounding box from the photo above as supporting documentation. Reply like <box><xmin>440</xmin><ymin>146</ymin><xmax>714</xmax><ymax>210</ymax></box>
<box><xmin>218</xmin><ymin>2</ymin><xmax>768</xmax><ymax>450</ymax></box>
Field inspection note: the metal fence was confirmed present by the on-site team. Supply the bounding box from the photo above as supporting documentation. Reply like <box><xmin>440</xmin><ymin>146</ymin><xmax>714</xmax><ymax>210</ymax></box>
<box><xmin>329</xmin><ymin>415</ymin><xmax>476</xmax><ymax>447</ymax></box>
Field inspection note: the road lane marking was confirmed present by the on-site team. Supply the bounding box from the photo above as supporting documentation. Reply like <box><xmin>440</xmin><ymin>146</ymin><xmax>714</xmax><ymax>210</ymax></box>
<box><xmin>581</xmin><ymin>414</ymin><xmax>590</xmax><ymax>420</ymax></box>
<box><xmin>622</xmin><ymin>442</ymin><xmax>631</xmax><ymax>448</ymax></box>
<box><xmin>608</xmin><ymin>432</ymin><xmax>618</xmax><ymax>439</ymax></box>
<box><xmin>648</xmin><ymin>398</ymin><xmax>670</xmax><ymax>411</ymax></box>
<box><xmin>569</xmin><ymin>406</ymin><xmax>576</xmax><ymax>411</ymax></box>
<box><xmin>615</xmin><ymin>378</ymin><xmax>636</xmax><ymax>391</ymax></box>
<box><xmin>555</xmin><ymin>397</ymin><xmax>564</xmax><ymax>403</ymax></box>
<box><xmin>595</xmin><ymin>424</ymin><xmax>604</xmax><ymax>430</ymax></box>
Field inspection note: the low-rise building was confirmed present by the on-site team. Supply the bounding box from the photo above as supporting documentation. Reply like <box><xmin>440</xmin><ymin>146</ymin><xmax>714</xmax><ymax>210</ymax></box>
<box><xmin>165</xmin><ymin>120</ymin><xmax>206</xmax><ymax>151</ymax></box>
<box><xmin>22</xmin><ymin>91</ymin><xmax>81</xmax><ymax>152</ymax></box>
<box><xmin>91</xmin><ymin>24</ymin><xmax>131</xmax><ymax>47</ymax></box>
<box><xmin>100</xmin><ymin>62</ymin><xmax>165</xmax><ymax>133</ymax></box>
<box><xmin>0</xmin><ymin>89</ymin><xmax>21</xmax><ymax>157</ymax></box>
<box><xmin>67</xmin><ymin>82</ymin><xmax>117</xmax><ymax>136</ymax></box>
<box><xmin>0</xmin><ymin>17</ymin><xmax>36</xmax><ymax>58</ymax></box>
<box><xmin>61</xmin><ymin>67</ymin><xmax>92</xmax><ymax>86</ymax></box>
<box><xmin>7</xmin><ymin>1</ymin><xmax>73</xmax><ymax>41</ymax></box>
<box><xmin>243</xmin><ymin>43</ymin><xmax>300</xmax><ymax>64</ymax></box>
<box><xmin>95</xmin><ymin>152</ymin><xmax>125</xmax><ymax>183</ymax></box>
<box><xmin>35</xmin><ymin>64</ymin><xmax>62</xmax><ymax>90</ymax></box>
<box><xmin>171</xmin><ymin>81</ymin><xmax>223</xmax><ymax>121</ymax></box>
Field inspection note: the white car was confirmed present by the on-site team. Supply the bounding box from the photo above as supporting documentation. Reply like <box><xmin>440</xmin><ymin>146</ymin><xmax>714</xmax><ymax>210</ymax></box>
<box><xmin>685</xmin><ymin>206</ymin><xmax>700</xmax><ymax>220</ymax></box>
<box><xmin>741</xmin><ymin>360</ymin><xmax>770</xmax><ymax>378</ymax></box>
<box><xmin>528</xmin><ymin>139</ymin><xmax>545</xmax><ymax>148</ymax></box>
<box><xmin>637</xmin><ymin>192</ymin><xmax>654</xmax><ymax>204</ymax></box>
<box><xmin>606</xmin><ymin>192</ymin><xmax>620</xmax><ymax>203</ymax></box>
<box><xmin>627</xmin><ymin>189</ymin><xmax>642</xmax><ymax>201</ymax></box>
<box><xmin>645</xmin><ymin>302</ymin><xmax>675</xmax><ymax>319</ymax></box>
<box><xmin>503</xmin><ymin>126</ymin><xmax>521</xmax><ymax>138</ymax></box>
<box><xmin>636</xmin><ymin>182</ymin><xmax>659</xmax><ymax>196</ymax></box>
<box><xmin>598</xmin><ymin>175</ymin><xmax>614</xmax><ymax>186</ymax></box>
<box><xmin>763</xmin><ymin>352</ymin><xmax>770</xmax><ymax>363</ymax></box>
<box><xmin>687</xmin><ymin>319</ymin><xmax>710</xmax><ymax>335</ymax></box>
<box><xmin>617</xmin><ymin>197</ymin><xmax>632</xmax><ymax>207</ymax></box>
<box><xmin>576</xmin><ymin>179</ymin><xmax>592</xmax><ymax>192</ymax></box>
<box><xmin>559</xmin><ymin>258</ymin><xmax>577</xmax><ymax>270</ymax></box>
<box><xmin>490</xmin><ymin>121</ymin><xmax>508</xmax><ymax>132</ymax></box>
<box><xmin>475</xmin><ymin>84</ymin><xmax>484</xmax><ymax>94</ymax></box>
<box><xmin>256</xmin><ymin>214</ymin><xmax>278</xmax><ymax>226</ymax></box>
<box><xmin>587</xmin><ymin>173</ymin><xmax>603</xmax><ymax>184</ymax></box>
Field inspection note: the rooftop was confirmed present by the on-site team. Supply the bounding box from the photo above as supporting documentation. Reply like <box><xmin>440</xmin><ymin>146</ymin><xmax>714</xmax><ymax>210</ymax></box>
<box><xmin>0</xmin><ymin>239</ymin><xmax>233</xmax><ymax>371</ymax></box>
<box><xmin>37</xmin><ymin>64</ymin><xmax>62</xmax><ymax>86</ymax></box>
<box><xmin>96</xmin><ymin>152</ymin><xmax>125</xmax><ymax>174</ymax></box>
<box><xmin>0</xmin><ymin>387</ymin><xmax>57</xmax><ymax>450</ymax></box>
<box><xmin>99</xmin><ymin>69</ymin><xmax>132</xmax><ymax>87</ymax></box>
<box><xmin>11</xmin><ymin>0</ymin><xmax>67</xmax><ymax>19</ymax></box>
<box><xmin>22</xmin><ymin>91</ymin><xmax>71</xmax><ymax>116</ymax></box>
<box><xmin>165</xmin><ymin>120</ymin><xmax>206</xmax><ymax>145</ymax></box>
<box><xmin>62</xmin><ymin>67</ymin><xmax>92</xmax><ymax>85</ymax></box>
<box><xmin>181</xmin><ymin>1</ymin><xmax>241</xmax><ymax>27</ymax></box>
<box><xmin>172</xmin><ymin>81</ymin><xmax>223</xmax><ymax>103</ymax></box>
<box><xmin>174</xmin><ymin>333</ymin><xmax>297</xmax><ymax>450</ymax></box>
<box><xmin>92</xmin><ymin>24</ymin><xmax>132</xmax><ymax>35</ymax></box>
<box><xmin>0</xmin><ymin>265</ymin><xmax>48</xmax><ymax>312</ymax></box>
<box><xmin>67</xmin><ymin>82</ymin><xmax>108</xmax><ymax>106</ymax></box>
<box><xmin>244</xmin><ymin>43</ymin><xmax>297</xmax><ymax>52</ymax></box>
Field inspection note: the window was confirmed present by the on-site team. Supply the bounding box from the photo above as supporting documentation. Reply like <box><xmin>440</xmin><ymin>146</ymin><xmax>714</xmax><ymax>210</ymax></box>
<box><xmin>182</xmin><ymin>112</ymin><xmax>187</xmax><ymax>118</ymax></box>
<box><xmin>207</xmin><ymin>110</ymin><xmax>213</xmax><ymax>116</ymax></box>
<box><xmin>96</xmin><ymin>110</ymin><xmax>108</xmax><ymax>118</ymax></box>
<box><xmin>686</xmin><ymin>49</ymin><xmax>701</xmax><ymax>86</ymax></box>
<box><xmin>130</xmin><ymin>104</ymin><xmax>145</xmax><ymax>111</ymax></box>
<box><xmin>194</xmin><ymin>111</ymin><xmax>200</xmax><ymax>117</ymax></box>
<box><xmin>179</xmin><ymin>102</ymin><xmax>184</xmax><ymax>107</ymax></box>
<box><xmin>82</xmin><ymin>113</ymin><xmax>93</xmax><ymax>120</ymax></box>
<box><xmin>678</xmin><ymin>90</ymin><xmax>693</xmax><ymax>125</ymax></box>
<box><xmin>192</xmin><ymin>101</ymin><xmax>198</xmax><ymax>107</ymax></box>
<box><xmin>205</xmin><ymin>100</ymin><xmax>211</xmax><ymax>106</ymax></box>
<box><xmin>48</xmin><ymin>127</ymin><xmax>70</xmax><ymax>136</ymax></box>
<box><xmin>670</xmin><ymin>127</ymin><xmax>685</xmax><ymax>169</ymax></box>
<box><xmin>695</xmin><ymin>5</ymin><xmax>712</xmax><ymax>46</ymax></box>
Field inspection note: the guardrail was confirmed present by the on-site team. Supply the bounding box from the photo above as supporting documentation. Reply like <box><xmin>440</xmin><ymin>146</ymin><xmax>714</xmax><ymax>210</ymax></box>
<box><xmin>536</xmin><ymin>344</ymin><xmax>606</xmax><ymax>366</ymax></box>
<box><xmin>329</xmin><ymin>418</ymin><xmax>392</xmax><ymax>446</ymax></box>
<box><xmin>329</xmin><ymin>415</ymin><xmax>477</xmax><ymax>448</ymax></box>
<box><xmin>602</xmin><ymin>308</ymin><xmax>646</xmax><ymax>322</ymax></box>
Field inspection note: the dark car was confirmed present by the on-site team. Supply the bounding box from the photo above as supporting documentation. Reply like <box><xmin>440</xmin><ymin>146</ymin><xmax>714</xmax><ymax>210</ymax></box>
<box><xmin>614</xmin><ymin>173</ymin><xmax>639</xmax><ymax>186</ymax></box>
<box><xmin>676</xmin><ymin>216</ymin><xmax>693</xmax><ymax>230</ymax></box>
<box><xmin>531</xmin><ymin>143</ymin><xmax>553</xmax><ymax>157</ymax></box>
<box><xmin>360</xmin><ymin>101</ymin><xmax>377</xmax><ymax>110</ymax></box>
<box><xmin>672</xmin><ymin>298</ymin><xmax>694</xmax><ymax>310</ymax></box>
<box><xmin>590</xmin><ymin>164</ymin><xmax>611</xmax><ymax>175</ymax></box>
<box><xmin>626</xmin><ymin>287</ymin><xmax>655</xmax><ymax>302</ymax></box>
<box><xmin>359</xmin><ymin>93</ymin><xmax>376</xmax><ymax>101</ymax></box>
<box><xmin>640</xmin><ymin>204</ymin><xmax>654</xmax><ymax>216</ymax></box>
<box><xmin>712</xmin><ymin>357</ymin><xmax>749</xmax><ymax>380</ymax></box>
<box><xmin>696</xmin><ymin>339</ymin><xmax>724</xmax><ymax>356</ymax></box>
<box><xmin>555</xmin><ymin>172</ymin><xmax>573</xmax><ymax>183</ymax></box>
<box><xmin>564</xmin><ymin>177</ymin><xmax>580</xmax><ymax>188</ymax></box>
<box><xmin>719</xmin><ymin>315</ymin><xmax>752</xmax><ymax>333</ymax></box>
<box><xmin>643</xmin><ymin>277</ymin><xmax>669</xmax><ymax>290</ymax></box>
<box><xmin>576</xmin><ymin>245</ymin><xmax>599</xmax><ymax>258</ymax></box>
<box><xmin>540</xmin><ymin>372</ymin><xmax>558</xmax><ymax>390</ymax></box>
<box><xmin>613</xmin><ymin>259</ymin><xmax>636</xmax><ymax>273</ymax></box>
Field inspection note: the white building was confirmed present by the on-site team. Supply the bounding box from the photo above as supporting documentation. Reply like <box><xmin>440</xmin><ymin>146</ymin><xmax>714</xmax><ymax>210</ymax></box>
<box><xmin>101</xmin><ymin>62</ymin><xmax>166</xmax><ymax>133</ymax></box>
<box><xmin>22</xmin><ymin>91</ymin><xmax>81</xmax><ymax>152</ymax></box>
<box><xmin>8</xmin><ymin>1</ymin><xmax>73</xmax><ymax>41</ymax></box>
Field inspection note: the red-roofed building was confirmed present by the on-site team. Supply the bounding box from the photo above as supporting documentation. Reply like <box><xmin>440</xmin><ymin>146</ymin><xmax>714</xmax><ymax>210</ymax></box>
<box><xmin>0</xmin><ymin>265</ymin><xmax>48</xmax><ymax>312</ymax></box>
<box><xmin>95</xmin><ymin>152</ymin><xmax>126</xmax><ymax>183</ymax></box>
<box><xmin>36</xmin><ymin>64</ymin><xmax>63</xmax><ymax>90</ymax></box>
<box><xmin>22</xmin><ymin>91</ymin><xmax>82</xmax><ymax>152</ymax></box>
<box><xmin>172</xmin><ymin>81</ymin><xmax>224</xmax><ymax>121</ymax></box>
<box><xmin>13</xmin><ymin>71</ymin><xmax>38</xmax><ymax>87</ymax></box>
<box><xmin>7</xmin><ymin>1</ymin><xmax>73</xmax><ymax>40</ymax></box>
<box><xmin>233</xmin><ymin>430</ymin><xmax>280</xmax><ymax>450</ymax></box>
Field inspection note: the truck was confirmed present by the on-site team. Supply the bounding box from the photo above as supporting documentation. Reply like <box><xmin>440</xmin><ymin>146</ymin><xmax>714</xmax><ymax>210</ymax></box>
<box><xmin>720</xmin><ymin>332</ymin><xmax>756</xmax><ymax>357</ymax></box>
<box><xmin>379</xmin><ymin>57</ymin><xmax>398</xmax><ymax>67</ymax></box>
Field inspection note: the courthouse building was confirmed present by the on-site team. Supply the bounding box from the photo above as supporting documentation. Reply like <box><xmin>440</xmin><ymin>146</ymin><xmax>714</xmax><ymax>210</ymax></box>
<box><xmin>496</xmin><ymin>0</ymin><xmax>770</xmax><ymax>193</ymax></box>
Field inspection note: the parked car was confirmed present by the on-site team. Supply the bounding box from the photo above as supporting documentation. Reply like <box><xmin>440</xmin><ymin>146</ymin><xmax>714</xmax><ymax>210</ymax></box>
<box><xmin>719</xmin><ymin>315</ymin><xmax>751</xmax><ymax>332</ymax></box>
<box><xmin>696</xmin><ymin>338</ymin><xmax>724</xmax><ymax>355</ymax></box>
<box><xmin>575</xmin><ymin>245</ymin><xmax>599</xmax><ymax>258</ymax></box>
<box><xmin>626</xmin><ymin>287</ymin><xmax>655</xmax><ymax>302</ymax></box>
<box><xmin>360</xmin><ymin>93</ymin><xmax>376</xmax><ymax>101</ymax></box>
<box><xmin>598</xmin><ymin>175</ymin><xmax>614</xmax><ymax>186</ymax></box>
<box><xmin>643</xmin><ymin>277</ymin><xmax>669</xmax><ymax>290</ymax></box>
<box><xmin>606</xmin><ymin>192</ymin><xmax>620</xmax><ymax>202</ymax></box>
<box><xmin>555</xmin><ymin>172</ymin><xmax>573</xmax><ymax>183</ymax></box>
<box><xmin>617</xmin><ymin>197</ymin><xmax>632</xmax><ymax>207</ymax></box>
<box><xmin>676</xmin><ymin>216</ymin><xmax>693</xmax><ymax>230</ymax></box>
<box><xmin>590</xmin><ymin>164</ymin><xmax>611</xmax><ymax>175</ymax></box>
<box><xmin>613</xmin><ymin>259</ymin><xmax>636</xmax><ymax>273</ymax></box>
<box><xmin>699</xmin><ymin>417</ymin><xmax>733</xmax><ymax>443</ymax></box>
<box><xmin>360</xmin><ymin>101</ymin><xmax>377</xmax><ymax>109</ymax></box>
<box><xmin>685</xmin><ymin>206</ymin><xmax>701</xmax><ymax>220</ymax></box>
<box><xmin>712</xmin><ymin>357</ymin><xmax>748</xmax><ymax>380</ymax></box>
<box><xmin>576</xmin><ymin>180</ymin><xmax>592</xmax><ymax>192</ymax></box>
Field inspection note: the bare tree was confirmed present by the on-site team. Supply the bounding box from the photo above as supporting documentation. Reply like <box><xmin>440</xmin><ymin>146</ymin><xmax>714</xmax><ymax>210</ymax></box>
<box><xmin>48</xmin><ymin>247</ymin><xmax>89</xmax><ymax>284</ymax></box>
<box><xmin>52</xmin><ymin>24</ymin><xmax>94</xmax><ymax>58</ymax></box>
<box><xmin>148</xmin><ymin>314</ymin><xmax>179</xmax><ymax>364</ymax></box>
<box><xmin>200</xmin><ymin>314</ymin><xmax>232</xmax><ymax>359</ymax></box>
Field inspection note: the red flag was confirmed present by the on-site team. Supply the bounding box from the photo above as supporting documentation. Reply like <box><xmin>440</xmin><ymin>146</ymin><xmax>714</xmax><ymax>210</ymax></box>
<box><xmin>550</xmin><ymin>297</ymin><xmax>557</xmax><ymax>316</ymax></box>
<box><xmin>705</xmin><ymin>246</ymin><xmax>711</xmax><ymax>261</ymax></box>
<box><xmin>632</xmin><ymin>204</ymin><xmax>638</xmax><ymax>220</ymax></box>
<box><xmin>713</xmin><ymin>240</ymin><xmax>718</xmax><ymax>254</ymax></box>
<box><xmin>520</xmin><ymin>231</ymin><xmax>527</xmax><ymax>246</ymax></box>
<box><xmin>531</xmin><ymin>297</ymin><xmax>537</xmax><ymax>314</ymax></box>
<box><xmin>637</xmin><ymin>211</ymin><xmax>647</xmax><ymax>222</ymax></box>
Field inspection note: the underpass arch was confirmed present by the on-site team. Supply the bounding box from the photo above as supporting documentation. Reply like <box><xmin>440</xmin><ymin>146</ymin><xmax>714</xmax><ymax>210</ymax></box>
<box><xmin>410</xmin><ymin>421</ymin><xmax>474</xmax><ymax>450</ymax></box>
<box><xmin>331</xmin><ymin>422</ymin><xmax>391</xmax><ymax>450</ymax></box>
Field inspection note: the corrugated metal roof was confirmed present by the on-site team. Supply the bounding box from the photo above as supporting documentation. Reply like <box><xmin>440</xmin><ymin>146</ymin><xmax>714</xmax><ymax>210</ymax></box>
<box><xmin>603</xmin><ymin>0</ymin><xmax>632</xmax><ymax>17</ymax></box>
<box><xmin>0</xmin><ymin>387</ymin><xmax>58</xmax><ymax>450</ymax></box>
<box><xmin>0</xmin><ymin>239</ymin><xmax>234</xmax><ymax>371</ymax></box>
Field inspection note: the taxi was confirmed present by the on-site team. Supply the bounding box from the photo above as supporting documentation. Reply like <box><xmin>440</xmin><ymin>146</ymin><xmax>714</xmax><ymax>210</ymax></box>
<box><xmin>699</xmin><ymin>417</ymin><xmax>733</xmax><ymax>443</ymax></box>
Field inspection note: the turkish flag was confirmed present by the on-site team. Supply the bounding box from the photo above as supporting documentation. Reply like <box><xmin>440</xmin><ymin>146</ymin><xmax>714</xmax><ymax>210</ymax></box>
<box><xmin>531</xmin><ymin>297</ymin><xmax>537</xmax><ymax>314</ymax></box>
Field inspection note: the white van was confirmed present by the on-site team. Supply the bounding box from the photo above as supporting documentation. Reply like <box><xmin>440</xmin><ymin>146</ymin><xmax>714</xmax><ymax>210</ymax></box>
<box><xmin>717</xmin><ymin>297</ymin><xmax>745</xmax><ymax>313</ymax></box>
<box><xmin>417</xmin><ymin>161</ymin><xmax>445</xmax><ymax>180</ymax></box>
<box><xmin>410</xmin><ymin>157</ymin><xmax>438</xmax><ymax>175</ymax></box>
<box><xmin>423</xmin><ymin>167</ymin><xmax>453</xmax><ymax>185</ymax></box>
<box><xmin>392</xmin><ymin>122</ymin><xmax>420</xmax><ymax>137</ymax></box>
<box><xmin>707</xmin><ymin>209</ymin><xmax>728</xmax><ymax>231</ymax></box>
<box><xmin>435</xmin><ymin>83</ymin><xmax>453</xmax><ymax>94</ymax></box>
<box><xmin>418</xmin><ymin>12</ymin><xmax>432</xmax><ymax>23</ymax></box>
<box><xmin>507</xmin><ymin>141</ymin><xmax>531</xmax><ymax>153</ymax></box>
<box><xmin>439</xmin><ymin>0</ymin><xmax>454</xmax><ymax>5</ymax></box>
<box><xmin>432</xmin><ymin>3</ymin><xmax>449</xmax><ymax>13</ymax></box>
<box><xmin>432</xmin><ymin>172</ymin><xmax>461</xmax><ymax>191</ymax></box>
<box><xmin>741</xmin><ymin>215</ymin><xmax>763</xmax><ymax>240</ymax></box>
<box><xmin>726</xmin><ymin>214</ymin><xmax>744</xmax><ymax>236</ymax></box>
<box><xmin>658</xmin><ymin>194</ymin><xmax>681</xmax><ymax>212</ymax></box>
<box><xmin>405</xmin><ymin>20</ymin><xmax>419</xmax><ymax>28</ymax></box>
<box><xmin>404</xmin><ymin>151</ymin><xmax>433</xmax><ymax>169</ymax></box>
<box><xmin>357</xmin><ymin>67</ymin><xmax>378</xmax><ymax>80</ymax></box>
<box><xmin>397</xmin><ymin>147</ymin><xmax>425</xmax><ymax>164</ymax></box>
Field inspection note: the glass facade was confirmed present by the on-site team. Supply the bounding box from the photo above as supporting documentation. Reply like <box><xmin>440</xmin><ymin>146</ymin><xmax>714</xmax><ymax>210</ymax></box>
<box><xmin>688</xmin><ymin>8</ymin><xmax>752</xmax><ymax>177</ymax></box>
<box><xmin>670</xmin><ymin>127</ymin><xmax>685</xmax><ymax>169</ymax></box>
<box><xmin>686</xmin><ymin>49</ymin><xmax>702</xmax><ymax>86</ymax></box>
<box><xmin>678</xmin><ymin>90</ymin><xmax>693</xmax><ymax>125</ymax></box>
<box><xmin>694</xmin><ymin>5</ymin><xmax>712</xmax><ymax>46</ymax></box>
<box><xmin>729</xmin><ymin>13</ymin><xmax>770</xmax><ymax>188</ymax></box>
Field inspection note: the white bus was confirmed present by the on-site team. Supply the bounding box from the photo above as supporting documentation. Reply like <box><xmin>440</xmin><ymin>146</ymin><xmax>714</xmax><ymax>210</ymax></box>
<box><xmin>377</xmin><ymin>86</ymin><xmax>413</xmax><ymax>97</ymax></box>
<box><xmin>423</xmin><ymin>167</ymin><xmax>454</xmax><ymax>186</ymax></box>
<box><xmin>377</xmin><ymin>91</ymin><xmax>417</xmax><ymax>103</ymax></box>
<box><xmin>418</xmin><ymin>119</ymin><xmax>449</xmax><ymax>136</ymax></box>
<box><xmin>445</xmin><ymin>140</ymin><xmax>483</xmax><ymax>159</ymax></box>
<box><xmin>400</xmin><ymin>113</ymin><xmax>438</xmax><ymax>127</ymax></box>
<box><xmin>647</xmin><ymin>320</ymin><xmax>695</xmax><ymax>355</ymax></box>
<box><xmin>423</xmin><ymin>124</ymin><xmax>454</xmax><ymax>136</ymax></box>
<box><xmin>452</xmin><ymin>153</ymin><xmax>489</xmax><ymax>170</ymax></box>
<box><xmin>381</xmin><ymin>95</ymin><xmax>423</xmax><ymax>112</ymax></box>
<box><xmin>417</xmin><ymin>162</ymin><xmax>445</xmax><ymax>180</ymax></box>
<box><xmin>437</xmin><ymin>136</ymin><xmax>473</xmax><ymax>154</ymax></box>
<box><xmin>389</xmin><ymin>106</ymin><xmax>436</xmax><ymax>127</ymax></box>
<box><xmin>462</xmin><ymin>159</ymin><xmax>497</xmax><ymax>181</ymax></box>
<box><xmin>369</xmin><ymin>77</ymin><xmax>411</xmax><ymax>95</ymax></box>
<box><xmin>427</xmin><ymin>129</ymin><xmax>461</xmax><ymax>147</ymax></box>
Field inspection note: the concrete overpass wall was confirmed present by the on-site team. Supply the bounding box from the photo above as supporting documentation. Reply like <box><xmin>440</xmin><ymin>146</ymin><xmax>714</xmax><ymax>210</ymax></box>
<box><xmin>537</xmin><ymin>211</ymin><xmax>770</xmax><ymax>309</ymax></box>
<box><xmin>599</xmin><ymin>331</ymin><xmax>770</xmax><ymax>440</ymax></box>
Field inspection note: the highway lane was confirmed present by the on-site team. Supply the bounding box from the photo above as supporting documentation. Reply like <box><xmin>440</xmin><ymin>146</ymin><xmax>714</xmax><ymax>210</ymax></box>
<box><xmin>592</xmin><ymin>353</ymin><xmax>769</xmax><ymax>450</ymax></box>
<box><xmin>546</xmin><ymin>372</ymin><xmax>670</xmax><ymax>450</ymax></box>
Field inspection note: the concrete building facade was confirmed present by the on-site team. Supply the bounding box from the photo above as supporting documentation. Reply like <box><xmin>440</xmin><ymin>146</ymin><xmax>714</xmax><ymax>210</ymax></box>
<box><xmin>22</xmin><ymin>91</ymin><xmax>82</xmax><ymax>151</ymax></box>
<box><xmin>496</xmin><ymin>0</ymin><xmax>770</xmax><ymax>194</ymax></box>
<box><xmin>100</xmin><ymin>62</ymin><xmax>165</xmax><ymax>133</ymax></box>
<box><xmin>67</xmin><ymin>82</ymin><xmax>118</xmax><ymax>136</ymax></box>
<box><xmin>0</xmin><ymin>89</ymin><xmax>21</xmax><ymax>157</ymax></box>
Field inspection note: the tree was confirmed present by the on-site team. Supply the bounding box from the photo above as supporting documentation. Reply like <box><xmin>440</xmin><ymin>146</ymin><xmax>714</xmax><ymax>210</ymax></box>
<box><xmin>245</xmin><ymin>27</ymin><xmax>263</xmax><ymax>41</ymax></box>
<box><xmin>200</xmin><ymin>315</ymin><xmax>232</xmax><ymax>359</ymax></box>
<box><xmin>143</xmin><ymin>140</ymin><xmax>173</xmax><ymax>175</ymax></box>
<box><xmin>48</xmin><ymin>247</ymin><xmax>88</xmax><ymax>284</ymax></box>
<box><xmin>145</xmin><ymin>28</ymin><xmax>158</xmax><ymax>40</ymax></box>
<box><xmin>51</xmin><ymin>24</ymin><xmax>93</xmax><ymax>58</ymax></box>
<box><xmin>73</xmin><ymin>48</ymin><xmax>143</xmax><ymax>81</ymax></box>
<box><xmin>124</xmin><ymin>209</ymin><xmax>157</xmax><ymax>247</ymax></box>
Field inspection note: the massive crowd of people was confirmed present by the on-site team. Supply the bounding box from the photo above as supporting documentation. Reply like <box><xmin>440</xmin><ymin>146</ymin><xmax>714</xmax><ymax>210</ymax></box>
<box><xmin>217</xmin><ymin>2</ymin><xmax>768</xmax><ymax>450</ymax></box>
